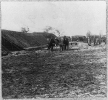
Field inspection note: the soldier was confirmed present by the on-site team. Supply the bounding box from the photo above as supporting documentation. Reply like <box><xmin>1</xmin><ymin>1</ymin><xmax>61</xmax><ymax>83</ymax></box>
<box><xmin>93</xmin><ymin>36</ymin><xmax>96</xmax><ymax>46</ymax></box>
<box><xmin>66</xmin><ymin>37</ymin><xmax>69</xmax><ymax>50</ymax></box>
<box><xmin>63</xmin><ymin>36</ymin><xmax>66</xmax><ymax>50</ymax></box>
<box><xmin>59</xmin><ymin>37</ymin><xmax>64</xmax><ymax>51</ymax></box>
<box><xmin>48</xmin><ymin>37</ymin><xmax>55</xmax><ymax>51</ymax></box>
<box><xmin>63</xmin><ymin>36</ymin><xmax>69</xmax><ymax>50</ymax></box>
<box><xmin>87</xmin><ymin>37</ymin><xmax>91</xmax><ymax>46</ymax></box>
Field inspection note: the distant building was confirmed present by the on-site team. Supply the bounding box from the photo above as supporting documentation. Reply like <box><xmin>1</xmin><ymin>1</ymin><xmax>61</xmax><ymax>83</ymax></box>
<box><xmin>71</xmin><ymin>35</ymin><xmax>87</xmax><ymax>42</ymax></box>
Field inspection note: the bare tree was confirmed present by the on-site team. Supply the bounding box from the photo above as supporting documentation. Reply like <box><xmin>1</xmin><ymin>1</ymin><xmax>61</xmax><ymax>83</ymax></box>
<box><xmin>44</xmin><ymin>26</ymin><xmax>53</xmax><ymax>33</ymax></box>
<box><xmin>21</xmin><ymin>27</ymin><xmax>29</xmax><ymax>33</ymax></box>
<box><xmin>55</xmin><ymin>30</ymin><xmax>61</xmax><ymax>37</ymax></box>
<box><xmin>86</xmin><ymin>31</ymin><xmax>91</xmax><ymax>38</ymax></box>
<box><xmin>44</xmin><ymin>26</ymin><xmax>61</xmax><ymax>37</ymax></box>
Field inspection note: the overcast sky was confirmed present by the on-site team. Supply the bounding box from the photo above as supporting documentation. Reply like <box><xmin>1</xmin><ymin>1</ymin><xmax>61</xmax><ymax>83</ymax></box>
<box><xmin>1</xmin><ymin>1</ymin><xmax>106</xmax><ymax>36</ymax></box>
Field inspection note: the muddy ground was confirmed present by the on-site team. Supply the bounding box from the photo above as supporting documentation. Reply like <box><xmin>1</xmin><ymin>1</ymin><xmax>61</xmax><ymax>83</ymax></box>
<box><xmin>2</xmin><ymin>45</ymin><xmax>107</xmax><ymax>99</ymax></box>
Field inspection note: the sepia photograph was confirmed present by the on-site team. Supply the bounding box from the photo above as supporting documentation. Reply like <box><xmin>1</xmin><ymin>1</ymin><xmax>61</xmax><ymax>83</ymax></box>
<box><xmin>1</xmin><ymin>0</ymin><xmax>107</xmax><ymax>99</ymax></box>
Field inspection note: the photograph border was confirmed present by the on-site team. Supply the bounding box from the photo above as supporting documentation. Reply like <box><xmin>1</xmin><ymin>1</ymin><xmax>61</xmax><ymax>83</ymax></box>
<box><xmin>0</xmin><ymin>0</ymin><xmax>107</xmax><ymax>100</ymax></box>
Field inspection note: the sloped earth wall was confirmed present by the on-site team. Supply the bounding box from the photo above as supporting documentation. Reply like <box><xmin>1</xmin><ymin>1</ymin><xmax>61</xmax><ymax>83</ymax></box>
<box><xmin>2</xmin><ymin>45</ymin><xmax>107</xmax><ymax>99</ymax></box>
<box><xmin>2</xmin><ymin>30</ymin><xmax>51</xmax><ymax>54</ymax></box>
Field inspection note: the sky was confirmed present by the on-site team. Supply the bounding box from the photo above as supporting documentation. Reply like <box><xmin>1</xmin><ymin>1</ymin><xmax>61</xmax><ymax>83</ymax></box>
<box><xmin>1</xmin><ymin>1</ymin><xmax>106</xmax><ymax>36</ymax></box>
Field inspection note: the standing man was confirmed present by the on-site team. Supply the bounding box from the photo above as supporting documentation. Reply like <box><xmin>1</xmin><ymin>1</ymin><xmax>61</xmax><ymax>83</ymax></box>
<box><xmin>63</xmin><ymin>36</ymin><xmax>69</xmax><ymax>50</ymax></box>
<box><xmin>66</xmin><ymin>37</ymin><xmax>69</xmax><ymax>50</ymax></box>
<box><xmin>63</xmin><ymin>36</ymin><xmax>66</xmax><ymax>50</ymax></box>
<box><xmin>59</xmin><ymin>37</ymin><xmax>64</xmax><ymax>51</ymax></box>
<box><xmin>48</xmin><ymin>37</ymin><xmax>55</xmax><ymax>51</ymax></box>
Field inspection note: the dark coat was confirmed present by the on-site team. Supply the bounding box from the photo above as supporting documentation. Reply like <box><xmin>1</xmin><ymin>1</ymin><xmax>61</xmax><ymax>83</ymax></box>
<box><xmin>49</xmin><ymin>38</ymin><xmax>55</xmax><ymax>46</ymax></box>
<box><xmin>63</xmin><ymin>38</ymin><xmax>69</xmax><ymax>45</ymax></box>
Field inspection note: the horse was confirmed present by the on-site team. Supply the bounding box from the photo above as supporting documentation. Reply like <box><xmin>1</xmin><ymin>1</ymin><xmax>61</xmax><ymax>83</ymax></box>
<box><xmin>47</xmin><ymin>38</ymin><xmax>55</xmax><ymax>51</ymax></box>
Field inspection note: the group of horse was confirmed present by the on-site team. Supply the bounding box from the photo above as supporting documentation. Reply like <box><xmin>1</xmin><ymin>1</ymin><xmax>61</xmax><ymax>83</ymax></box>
<box><xmin>47</xmin><ymin>36</ymin><xmax>69</xmax><ymax>51</ymax></box>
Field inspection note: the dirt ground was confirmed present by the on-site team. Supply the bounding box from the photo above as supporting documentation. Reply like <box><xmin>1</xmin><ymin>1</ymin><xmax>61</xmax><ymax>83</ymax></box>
<box><xmin>2</xmin><ymin>44</ymin><xmax>107</xmax><ymax>99</ymax></box>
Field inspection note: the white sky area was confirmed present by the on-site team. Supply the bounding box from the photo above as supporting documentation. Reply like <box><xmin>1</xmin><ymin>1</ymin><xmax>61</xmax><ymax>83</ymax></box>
<box><xmin>1</xmin><ymin>1</ymin><xmax>106</xmax><ymax>36</ymax></box>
